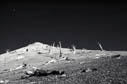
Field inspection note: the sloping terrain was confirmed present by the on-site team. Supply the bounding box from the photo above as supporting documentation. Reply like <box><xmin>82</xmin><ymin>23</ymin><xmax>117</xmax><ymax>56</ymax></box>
<box><xmin>0</xmin><ymin>42</ymin><xmax>127</xmax><ymax>84</ymax></box>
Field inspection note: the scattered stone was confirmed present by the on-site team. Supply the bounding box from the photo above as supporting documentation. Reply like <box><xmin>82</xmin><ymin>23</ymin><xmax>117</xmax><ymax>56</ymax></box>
<box><xmin>4</xmin><ymin>80</ymin><xmax>9</xmax><ymax>84</ymax></box>
<box><xmin>81</xmin><ymin>68</ymin><xmax>97</xmax><ymax>73</ymax></box>
<box><xmin>45</xmin><ymin>59</ymin><xmax>57</xmax><ymax>65</ymax></box>
<box><xmin>95</xmin><ymin>53</ymin><xmax>106</xmax><ymax>56</ymax></box>
<box><xmin>26</xmin><ymin>82</ymin><xmax>37</xmax><ymax>84</ymax></box>
<box><xmin>14</xmin><ymin>63</ymin><xmax>27</xmax><ymax>70</ymax></box>
<box><xmin>94</xmin><ymin>53</ymin><xmax>106</xmax><ymax>59</ymax></box>
<box><xmin>32</xmin><ymin>66</ymin><xmax>38</xmax><ymax>70</ymax></box>
<box><xmin>0</xmin><ymin>79</ymin><xmax>9</xmax><ymax>84</ymax></box>
<box><xmin>60</xmin><ymin>56</ymin><xmax>69</xmax><ymax>61</ymax></box>
<box><xmin>25</xmin><ymin>70</ymin><xmax>34</xmax><ymax>75</ymax></box>
<box><xmin>16</xmin><ymin>56</ymin><xmax>24</xmax><ymax>60</ymax></box>
<box><xmin>9</xmin><ymin>51</ymin><xmax>16</xmax><ymax>54</ymax></box>
<box><xmin>61</xmin><ymin>74</ymin><xmax>66</xmax><ymax>77</ymax></box>
<box><xmin>81</xmin><ymin>49</ymin><xmax>91</xmax><ymax>53</ymax></box>
<box><xmin>85</xmin><ymin>68</ymin><xmax>92</xmax><ymax>72</ymax></box>
<box><xmin>60</xmin><ymin>56</ymin><xmax>75</xmax><ymax>62</ymax></box>
<box><xmin>79</xmin><ymin>61</ymin><xmax>85</xmax><ymax>64</ymax></box>
<box><xmin>0</xmin><ymin>80</ymin><xmax>4</xmax><ymax>84</ymax></box>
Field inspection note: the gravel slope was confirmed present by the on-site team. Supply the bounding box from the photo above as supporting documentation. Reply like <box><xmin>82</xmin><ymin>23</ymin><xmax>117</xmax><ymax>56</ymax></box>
<box><xmin>0</xmin><ymin>42</ymin><xmax>127</xmax><ymax>84</ymax></box>
<box><xmin>0</xmin><ymin>55</ymin><xmax>127</xmax><ymax>84</ymax></box>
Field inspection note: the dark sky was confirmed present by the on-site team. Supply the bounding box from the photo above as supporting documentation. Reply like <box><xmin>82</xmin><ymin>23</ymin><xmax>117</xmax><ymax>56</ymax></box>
<box><xmin>0</xmin><ymin>1</ymin><xmax>127</xmax><ymax>53</ymax></box>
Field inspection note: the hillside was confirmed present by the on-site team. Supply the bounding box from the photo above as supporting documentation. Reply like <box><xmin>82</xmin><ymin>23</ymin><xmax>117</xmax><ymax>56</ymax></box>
<box><xmin>0</xmin><ymin>42</ymin><xmax>127</xmax><ymax>84</ymax></box>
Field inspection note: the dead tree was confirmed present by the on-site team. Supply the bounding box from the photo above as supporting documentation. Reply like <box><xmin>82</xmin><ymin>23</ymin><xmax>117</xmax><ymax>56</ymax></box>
<box><xmin>72</xmin><ymin>45</ymin><xmax>76</xmax><ymax>54</ymax></box>
<box><xmin>98</xmin><ymin>42</ymin><xmax>104</xmax><ymax>51</ymax></box>
<box><xmin>59</xmin><ymin>41</ymin><xmax>62</xmax><ymax>57</ymax></box>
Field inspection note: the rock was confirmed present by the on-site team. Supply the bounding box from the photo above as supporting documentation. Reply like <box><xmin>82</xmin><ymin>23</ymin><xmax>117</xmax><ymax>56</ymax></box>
<box><xmin>25</xmin><ymin>69</ymin><xmax>65</xmax><ymax>77</ymax></box>
<box><xmin>45</xmin><ymin>59</ymin><xmax>57</xmax><ymax>65</ymax></box>
<box><xmin>16</xmin><ymin>56</ymin><xmax>24</xmax><ymax>60</ymax></box>
<box><xmin>81</xmin><ymin>68</ymin><xmax>97</xmax><ymax>73</ymax></box>
<box><xmin>85</xmin><ymin>68</ymin><xmax>92</xmax><ymax>72</ymax></box>
<box><xmin>4</xmin><ymin>80</ymin><xmax>9</xmax><ymax>84</ymax></box>
<box><xmin>61</xmin><ymin>74</ymin><xmax>66</xmax><ymax>77</ymax></box>
<box><xmin>26</xmin><ymin>82</ymin><xmax>37</xmax><ymax>84</ymax></box>
<box><xmin>95</xmin><ymin>53</ymin><xmax>106</xmax><ymax>58</ymax></box>
<box><xmin>25</xmin><ymin>69</ymin><xmax>49</xmax><ymax>76</ymax></box>
<box><xmin>32</xmin><ymin>66</ymin><xmax>38</xmax><ymax>70</ymax></box>
<box><xmin>25</xmin><ymin>70</ymin><xmax>34</xmax><ymax>75</ymax></box>
<box><xmin>79</xmin><ymin>61</ymin><xmax>85</xmax><ymax>64</ymax></box>
<box><xmin>0</xmin><ymin>79</ymin><xmax>9</xmax><ymax>84</ymax></box>
<box><xmin>0</xmin><ymin>80</ymin><xmax>4</xmax><ymax>84</ymax></box>
<box><xmin>15</xmin><ymin>63</ymin><xmax>27</xmax><ymax>70</ymax></box>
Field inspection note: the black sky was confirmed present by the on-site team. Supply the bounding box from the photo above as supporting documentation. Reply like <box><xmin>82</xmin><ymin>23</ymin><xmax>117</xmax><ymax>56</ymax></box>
<box><xmin>0</xmin><ymin>1</ymin><xmax>127</xmax><ymax>53</ymax></box>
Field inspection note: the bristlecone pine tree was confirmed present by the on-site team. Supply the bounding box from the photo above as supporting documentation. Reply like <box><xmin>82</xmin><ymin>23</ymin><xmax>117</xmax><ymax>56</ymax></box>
<box><xmin>59</xmin><ymin>42</ymin><xmax>62</xmax><ymax>57</ymax></box>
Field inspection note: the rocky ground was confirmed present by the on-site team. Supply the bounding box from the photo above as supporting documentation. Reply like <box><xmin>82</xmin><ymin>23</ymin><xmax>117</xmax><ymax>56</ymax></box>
<box><xmin>0</xmin><ymin>42</ymin><xmax>127</xmax><ymax>84</ymax></box>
